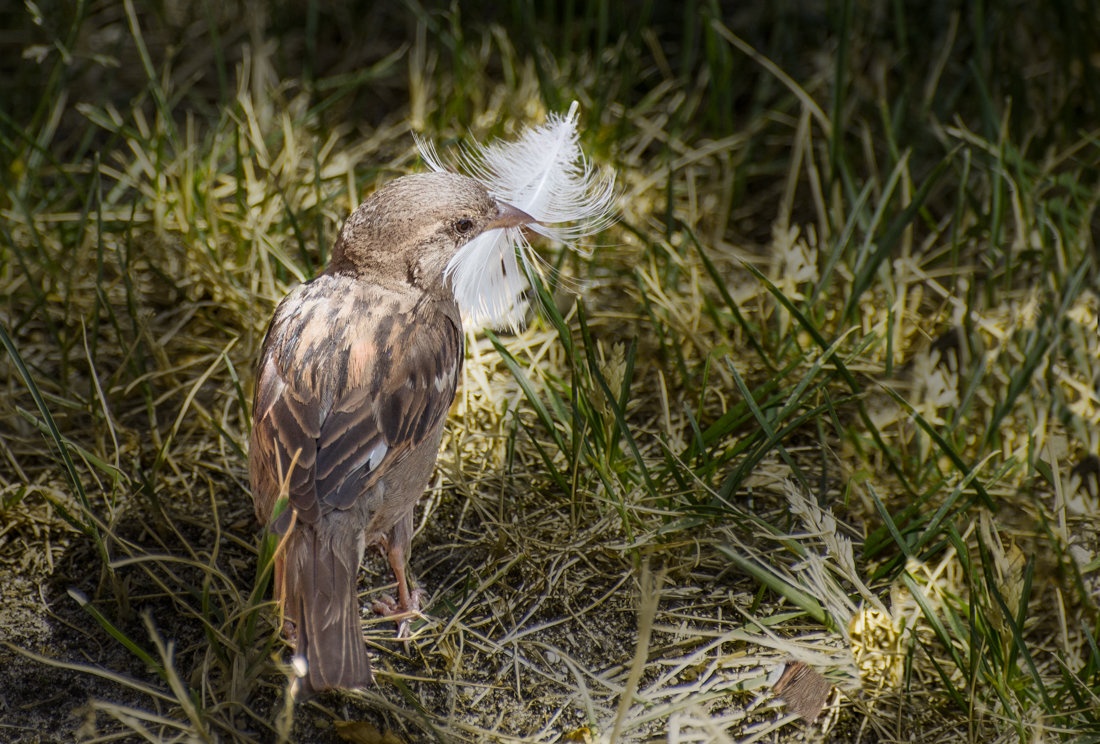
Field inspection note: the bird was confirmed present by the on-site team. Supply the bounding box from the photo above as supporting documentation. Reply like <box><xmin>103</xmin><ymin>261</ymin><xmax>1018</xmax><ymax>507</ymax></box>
<box><xmin>248</xmin><ymin>171</ymin><xmax>537</xmax><ymax>695</ymax></box>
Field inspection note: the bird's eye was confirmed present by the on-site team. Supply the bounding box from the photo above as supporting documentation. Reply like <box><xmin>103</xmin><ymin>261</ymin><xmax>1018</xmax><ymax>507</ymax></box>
<box><xmin>454</xmin><ymin>218</ymin><xmax>474</xmax><ymax>234</ymax></box>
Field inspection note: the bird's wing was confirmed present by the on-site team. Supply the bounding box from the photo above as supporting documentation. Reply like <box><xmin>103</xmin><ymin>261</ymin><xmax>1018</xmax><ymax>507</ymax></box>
<box><xmin>249</xmin><ymin>281</ymin><xmax>462</xmax><ymax>529</ymax></box>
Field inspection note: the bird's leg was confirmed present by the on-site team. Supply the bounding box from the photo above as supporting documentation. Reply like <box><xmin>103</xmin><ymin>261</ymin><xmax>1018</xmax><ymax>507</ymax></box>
<box><xmin>372</xmin><ymin>539</ymin><xmax>425</xmax><ymax>639</ymax></box>
<box><xmin>371</xmin><ymin>519</ymin><xmax>425</xmax><ymax>639</ymax></box>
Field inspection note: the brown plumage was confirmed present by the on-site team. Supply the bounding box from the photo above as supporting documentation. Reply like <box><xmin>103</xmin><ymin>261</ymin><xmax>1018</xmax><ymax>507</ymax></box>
<box><xmin>249</xmin><ymin>172</ymin><xmax>536</xmax><ymax>695</ymax></box>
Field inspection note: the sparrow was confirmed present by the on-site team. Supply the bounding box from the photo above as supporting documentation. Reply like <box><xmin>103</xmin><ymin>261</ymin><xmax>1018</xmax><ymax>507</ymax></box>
<box><xmin>249</xmin><ymin>172</ymin><xmax>537</xmax><ymax>695</ymax></box>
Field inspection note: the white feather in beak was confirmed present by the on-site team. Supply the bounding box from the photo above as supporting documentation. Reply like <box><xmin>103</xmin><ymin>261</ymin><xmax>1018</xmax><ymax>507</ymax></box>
<box><xmin>417</xmin><ymin>101</ymin><xmax>616</xmax><ymax>329</ymax></box>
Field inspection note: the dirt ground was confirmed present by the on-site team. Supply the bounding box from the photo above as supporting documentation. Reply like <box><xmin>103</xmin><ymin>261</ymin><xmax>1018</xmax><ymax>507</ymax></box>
<box><xmin>0</xmin><ymin>458</ymin><xmax>865</xmax><ymax>743</ymax></box>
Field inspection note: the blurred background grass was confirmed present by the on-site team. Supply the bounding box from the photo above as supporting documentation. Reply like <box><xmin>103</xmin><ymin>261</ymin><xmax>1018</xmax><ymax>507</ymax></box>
<box><xmin>1</xmin><ymin>1</ymin><xmax>1099</xmax><ymax>742</ymax></box>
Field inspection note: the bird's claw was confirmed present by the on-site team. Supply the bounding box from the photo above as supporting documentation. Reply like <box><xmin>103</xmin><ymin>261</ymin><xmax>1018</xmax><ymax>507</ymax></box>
<box><xmin>372</xmin><ymin>587</ymin><xmax>426</xmax><ymax>639</ymax></box>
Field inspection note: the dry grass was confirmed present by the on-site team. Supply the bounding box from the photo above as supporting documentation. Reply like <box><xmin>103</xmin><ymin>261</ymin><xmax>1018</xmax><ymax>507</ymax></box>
<box><xmin>2</xmin><ymin>2</ymin><xmax>1099</xmax><ymax>743</ymax></box>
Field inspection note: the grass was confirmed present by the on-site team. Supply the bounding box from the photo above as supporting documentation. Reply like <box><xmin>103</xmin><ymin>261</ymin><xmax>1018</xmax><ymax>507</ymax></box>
<box><xmin>2</xmin><ymin>1</ymin><xmax>1099</xmax><ymax>742</ymax></box>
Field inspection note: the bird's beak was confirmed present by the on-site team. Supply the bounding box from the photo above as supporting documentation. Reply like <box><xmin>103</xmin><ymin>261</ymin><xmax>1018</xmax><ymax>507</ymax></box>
<box><xmin>486</xmin><ymin>200</ymin><xmax>540</xmax><ymax>230</ymax></box>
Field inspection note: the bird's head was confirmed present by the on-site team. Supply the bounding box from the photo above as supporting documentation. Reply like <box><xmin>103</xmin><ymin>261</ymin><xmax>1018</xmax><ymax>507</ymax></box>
<box><xmin>327</xmin><ymin>172</ymin><xmax>536</xmax><ymax>294</ymax></box>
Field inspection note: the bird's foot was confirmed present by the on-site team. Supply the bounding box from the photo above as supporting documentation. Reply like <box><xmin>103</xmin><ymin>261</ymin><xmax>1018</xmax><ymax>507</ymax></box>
<box><xmin>281</xmin><ymin>618</ymin><xmax>299</xmax><ymax>646</ymax></box>
<box><xmin>372</xmin><ymin>587</ymin><xmax>425</xmax><ymax>639</ymax></box>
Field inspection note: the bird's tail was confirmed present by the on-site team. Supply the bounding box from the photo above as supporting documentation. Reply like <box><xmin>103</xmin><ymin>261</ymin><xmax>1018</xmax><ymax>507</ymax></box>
<box><xmin>281</xmin><ymin>524</ymin><xmax>373</xmax><ymax>695</ymax></box>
